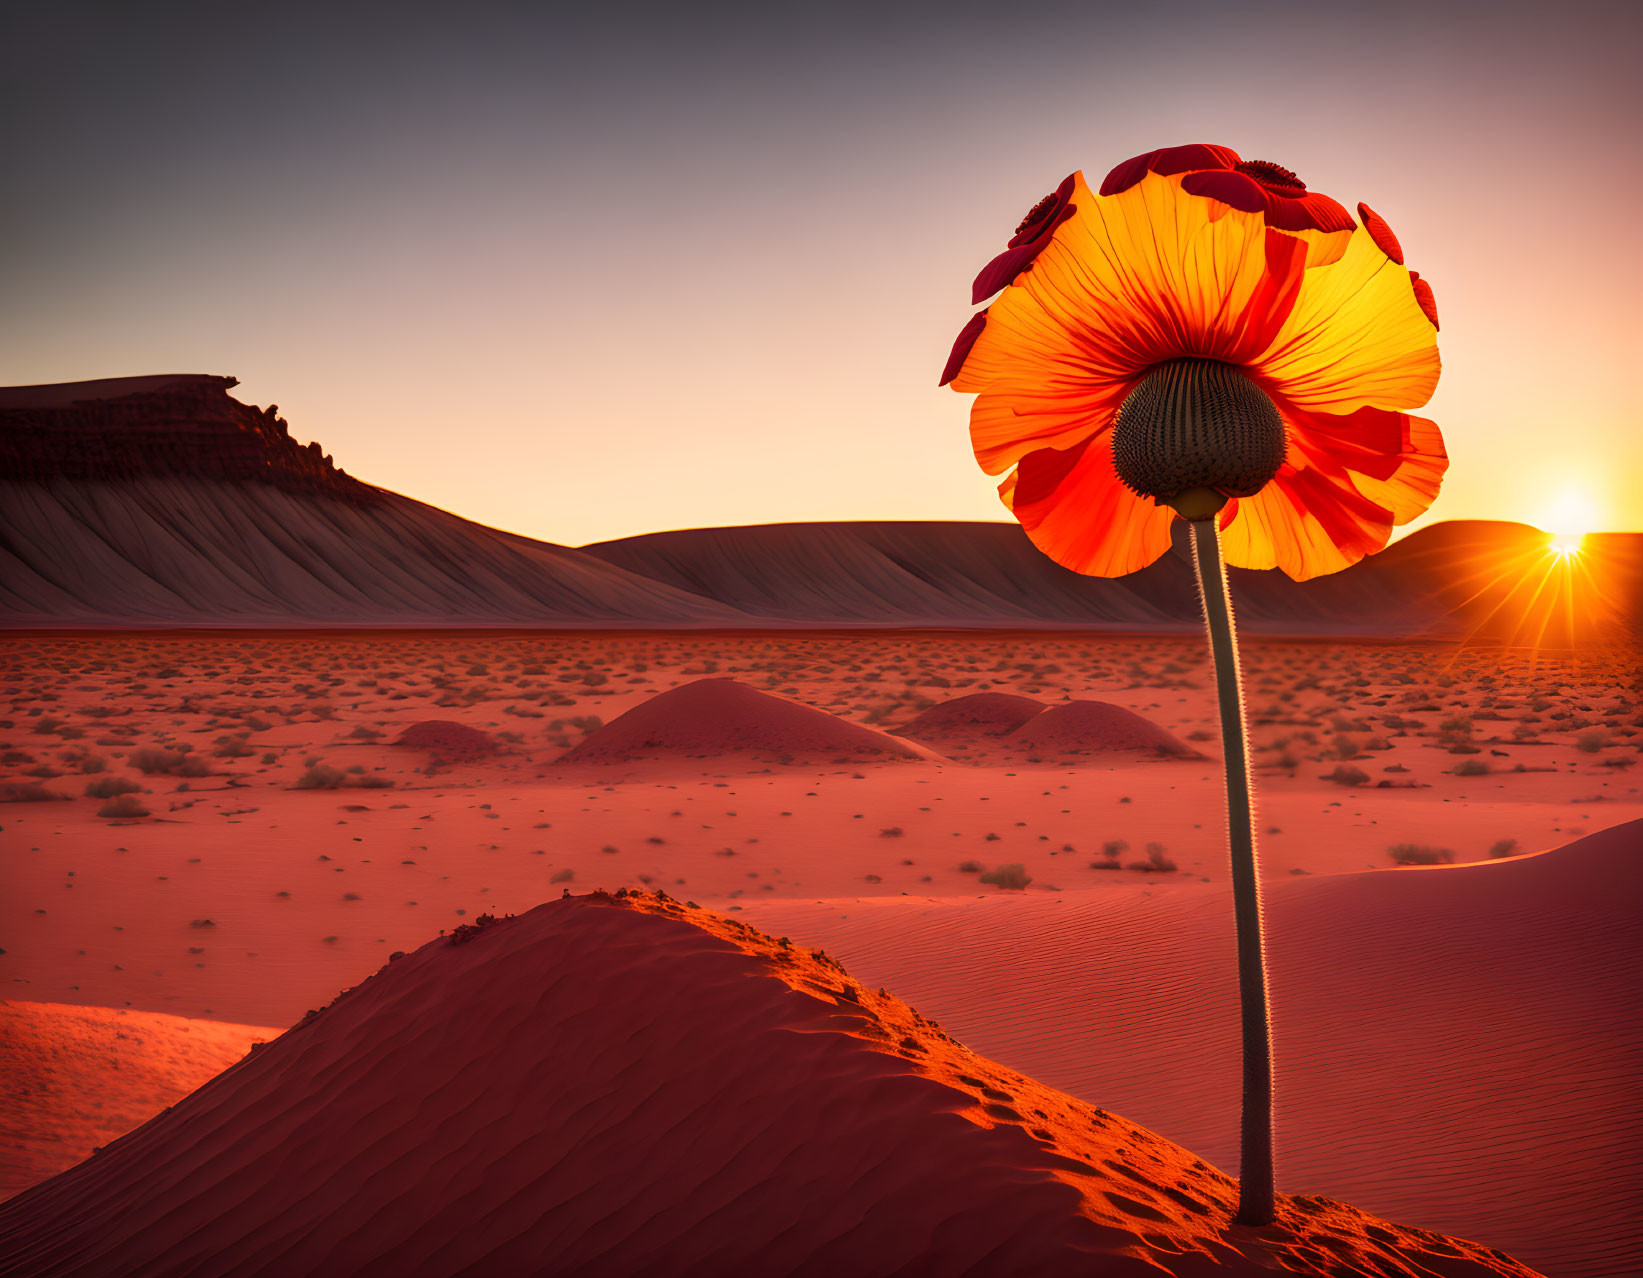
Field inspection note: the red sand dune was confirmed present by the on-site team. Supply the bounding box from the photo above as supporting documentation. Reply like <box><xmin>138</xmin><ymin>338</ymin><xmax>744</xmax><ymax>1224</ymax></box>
<box><xmin>740</xmin><ymin>821</ymin><xmax>1643</xmax><ymax>1278</ymax></box>
<box><xmin>0</xmin><ymin>895</ymin><xmax>1539</xmax><ymax>1277</ymax></box>
<box><xmin>557</xmin><ymin>677</ymin><xmax>940</xmax><ymax>765</ymax></box>
<box><xmin>898</xmin><ymin>692</ymin><xmax>1047</xmax><ymax>742</ymax></box>
<box><xmin>1002</xmin><ymin>699</ymin><xmax>1199</xmax><ymax>759</ymax></box>
<box><xmin>0</xmin><ymin>1002</ymin><xmax>279</xmax><ymax>1202</ymax></box>
<box><xmin>391</xmin><ymin>719</ymin><xmax>499</xmax><ymax>758</ymax></box>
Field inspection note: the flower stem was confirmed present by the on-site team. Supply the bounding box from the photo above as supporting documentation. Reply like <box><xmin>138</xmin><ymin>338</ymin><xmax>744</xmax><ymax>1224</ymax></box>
<box><xmin>1188</xmin><ymin>518</ymin><xmax>1274</xmax><ymax>1226</ymax></box>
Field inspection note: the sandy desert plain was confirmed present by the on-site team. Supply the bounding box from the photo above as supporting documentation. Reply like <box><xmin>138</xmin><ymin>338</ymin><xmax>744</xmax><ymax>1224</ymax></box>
<box><xmin>1</xmin><ymin>627</ymin><xmax>1639</xmax><ymax>1276</ymax></box>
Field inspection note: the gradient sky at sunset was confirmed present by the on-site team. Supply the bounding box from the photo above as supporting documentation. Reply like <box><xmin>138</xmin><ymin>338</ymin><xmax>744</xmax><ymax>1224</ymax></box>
<box><xmin>3</xmin><ymin>1</ymin><xmax>1639</xmax><ymax>546</ymax></box>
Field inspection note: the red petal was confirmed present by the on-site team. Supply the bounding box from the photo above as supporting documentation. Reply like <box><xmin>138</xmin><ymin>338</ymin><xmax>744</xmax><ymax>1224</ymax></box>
<box><xmin>1356</xmin><ymin>202</ymin><xmax>1404</xmax><ymax>264</ymax></box>
<box><xmin>1007</xmin><ymin>174</ymin><xmax>1077</xmax><ymax>247</ymax></box>
<box><xmin>970</xmin><ymin>200</ymin><xmax>1077</xmax><ymax>304</ymax></box>
<box><xmin>939</xmin><ymin>312</ymin><xmax>988</xmax><ymax>387</ymax></box>
<box><xmin>1409</xmin><ymin>272</ymin><xmax>1440</xmax><ymax>330</ymax></box>
<box><xmin>1183</xmin><ymin>171</ymin><xmax>1354</xmax><ymax>233</ymax></box>
<box><xmin>1099</xmin><ymin>144</ymin><xmax>1242</xmax><ymax>196</ymax></box>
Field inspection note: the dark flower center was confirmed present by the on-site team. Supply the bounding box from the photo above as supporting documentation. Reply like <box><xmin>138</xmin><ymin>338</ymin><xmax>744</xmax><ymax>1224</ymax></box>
<box><xmin>1015</xmin><ymin>192</ymin><xmax>1060</xmax><ymax>237</ymax></box>
<box><xmin>1111</xmin><ymin>359</ymin><xmax>1286</xmax><ymax>518</ymax></box>
<box><xmin>1234</xmin><ymin>159</ymin><xmax>1306</xmax><ymax>194</ymax></box>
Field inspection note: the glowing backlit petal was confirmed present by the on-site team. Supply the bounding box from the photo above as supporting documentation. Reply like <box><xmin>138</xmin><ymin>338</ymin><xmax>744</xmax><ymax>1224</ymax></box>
<box><xmin>1004</xmin><ymin>436</ymin><xmax>1176</xmax><ymax>577</ymax></box>
<box><xmin>1219</xmin><ymin>462</ymin><xmax>1394</xmax><ymax>580</ymax></box>
<box><xmin>1252</xmin><ymin>226</ymin><xmax>1441</xmax><ymax>414</ymax></box>
<box><xmin>969</xmin><ymin>381</ymin><xmax>1128</xmax><ymax>477</ymax></box>
<box><xmin>954</xmin><ymin>172</ymin><xmax>1309</xmax><ymax>473</ymax></box>
<box><xmin>1279</xmin><ymin>403</ymin><xmax>1448</xmax><ymax>525</ymax></box>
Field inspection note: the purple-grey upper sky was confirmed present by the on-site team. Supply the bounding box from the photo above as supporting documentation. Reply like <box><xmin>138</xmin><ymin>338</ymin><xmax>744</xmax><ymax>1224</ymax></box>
<box><xmin>3</xmin><ymin>0</ymin><xmax>1640</xmax><ymax>542</ymax></box>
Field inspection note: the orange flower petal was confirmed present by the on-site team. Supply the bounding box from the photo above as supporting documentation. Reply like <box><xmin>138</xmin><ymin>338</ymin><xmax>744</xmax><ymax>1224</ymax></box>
<box><xmin>954</xmin><ymin>172</ymin><xmax>1309</xmax><ymax>473</ymax></box>
<box><xmin>1220</xmin><ymin>462</ymin><xmax>1394</xmax><ymax>580</ymax></box>
<box><xmin>969</xmin><ymin>381</ymin><xmax>1128</xmax><ymax>476</ymax></box>
<box><xmin>1252</xmin><ymin>225</ymin><xmax>1441</xmax><ymax>415</ymax></box>
<box><xmin>1288</xmin><ymin>407</ymin><xmax>1447</xmax><ymax>525</ymax></box>
<box><xmin>1004</xmin><ymin>436</ymin><xmax>1176</xmax><ymax>577</ymax></box>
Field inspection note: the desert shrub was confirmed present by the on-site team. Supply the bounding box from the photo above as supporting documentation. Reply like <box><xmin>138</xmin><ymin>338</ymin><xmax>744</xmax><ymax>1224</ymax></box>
<box><xmin>1275</xmin><ymin>750</ymin><xmax>1301</xmax><ymax>770</ymax></box>
<box><xmin>1488</xmin><ymin>838</ymin><xmax>1520</xmax><ymax>859</ymax></box>
<box><xmin>549</xmin><ymin>868</ymin><xmax>574</xmax><ymax>884</ymax></box>
<box><xmin>129</xmin><ymin>747</ymin><xmax>209</xmax><ymax>777</ymax></box>
<box><xmin>879</xmin><ymin>827</ymin><xmax>904</xmax><ymax>837</ymax></box>
<box><xmin>97</xmin><ymin>794</ymin><xmax>150</xmax><ymax>819</ymax></box>
<box><xmin>213</xmin><ymin>735</ymin><xmax>254</xmax><ymax>758</ymax></box>
<box><xmin>1388</xmin><ymin>843</ymin><xmax>1453</xmax><ymax>865</ymax></box>
<box><xmin>1330</xmin><ymin>734</ymin><xmax>1361</xmax><ymax>759</ymax></box>
<box><xmin>348</xmin><ymin>725</ymin><xmax>384</xmax><ymax>741</ymax></box>
<box><xmin>957</xmin><ymin>859</ymin><xmax>984</xmax><ymax>873</ymax></box>
<box><xmin>85</xmin><ymin>776</ymin><xmax>143</xmax><ymax>799</ymax></box>
<box><xmin>295</xmin><ymin>762</ymin><xmax>347</xmax><ymax>790</ymax></box>
<box><xmin>448</xmin><ymin>912</ymin><xmax>499</xmax><ymax>945</ymax></box>
<box><xmin>979</xmin><ymin>863</ymin><xmax>1032</xmax><ymax>890</ymax></box>
<box><xmin>1101</xmin><ymin>839</ymin><xmax>1129</xmax><ymax>858</ymax></box>
<box><xmin>1126</xmin><ymin>842</ymin><xmax>1177</xmax><ymax>873</ymax></box>
<box><xmin>1575</xmin><ymin>728</ymin><xmax>1610</xmax><ymax>753</ymax></box>
<box><xmin>1451</xmin><ymin>759</ymin><xmax>1490</xmax><ymax>776</ymax></box>
<box><xmin>1324</xmin><ymin>764</ymin><xmax>1370</xmax><ymax>786</ymax></box>
<box><xmin>355</xmin><ymin>775</ymin><xmax>395</xmax><ymax>788</ymax></box>
<box><xmin>0</xmin><ymin>781</ymin><xmax>67</xmax><ymax>803</ymax></box>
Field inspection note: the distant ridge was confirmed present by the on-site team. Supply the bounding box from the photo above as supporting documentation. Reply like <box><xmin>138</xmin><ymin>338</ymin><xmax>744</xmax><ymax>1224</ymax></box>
<box><xmin>0</xmin><ymin>376</ymin><xmax>747</xmax><ymax>628</ymax></box>
<box><xmin>3</xmin><ymin>375</ymin><xmax>1638</xmax><ymax>636</ymax></box>
<box><xmin>585</xmin><ymin>519</ymin><xmax>1643</xmax><ymax>641</ymax></box>
<box><xmin>0</xmin><ymin>375</ymin><xmax>375</xmax><ymax>502</ymax></box>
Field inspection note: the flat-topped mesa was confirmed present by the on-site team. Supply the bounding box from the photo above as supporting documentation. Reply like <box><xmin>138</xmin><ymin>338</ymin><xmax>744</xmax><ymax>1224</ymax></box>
<box><xmin>0</xmin><ymin>374</ymin><xmax>380</xmax><ymax>503</ymax></box>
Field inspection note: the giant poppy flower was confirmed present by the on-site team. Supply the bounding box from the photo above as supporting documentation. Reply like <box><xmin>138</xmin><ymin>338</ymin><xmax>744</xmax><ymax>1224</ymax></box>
<box><xmin>942</xmin><ymin>143</ymin><xmax>1444</xmax><ymax>581</ymax></box>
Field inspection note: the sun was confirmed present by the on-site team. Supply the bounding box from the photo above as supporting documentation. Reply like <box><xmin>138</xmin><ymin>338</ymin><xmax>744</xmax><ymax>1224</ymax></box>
<box><xmin>1535</xmin><ymin>488</ymin><xmax>1601</xmax><ymax>559</ymax></box>
<box><xmin>1548</xmin><ymin>529</ymin><xmax>1585</xmax><ymax>558</ymax></box>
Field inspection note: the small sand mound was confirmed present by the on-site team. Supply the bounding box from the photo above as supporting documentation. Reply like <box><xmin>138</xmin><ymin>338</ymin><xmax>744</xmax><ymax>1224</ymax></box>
<box><xmin>898</xmin><ymin>692</ymin><xmax>1046</xmax><ymax>741</ymax></box>
<box><xmin>558</xmin><ymin>677</ymin><xmax>937</xmax><ymax>765</ymax></box>
<box><xmin>1003</xmin><ymin>699</ymin><xmax>1197</xmax><ymax>759</ymax></box>
<box><xmin>0</xmin><ymin>1003</ymin><xmax>279</xmax><ymax>1202</ymax></box>
<box><xmin>0</xmin><ymin>894</ymin><xmax>1540</xmax><ymax>1277</ymax></box>
<box><xmin>392</xmin><ymin>720</ymin><xmax>498</xmax><ymax>758</ymax></box>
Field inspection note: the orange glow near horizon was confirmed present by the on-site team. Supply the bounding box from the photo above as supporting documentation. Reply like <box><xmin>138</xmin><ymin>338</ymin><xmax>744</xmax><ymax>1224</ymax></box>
<box><xmin>1443</xmin><ymin>524</ymin><xmax>1623</xmax><ymax>654</ymax></box>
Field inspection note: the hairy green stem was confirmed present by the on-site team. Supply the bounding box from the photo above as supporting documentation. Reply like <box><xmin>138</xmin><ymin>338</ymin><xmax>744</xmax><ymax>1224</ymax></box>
<box><xmin>1189</xmin><ymin>518</ymin><xmax>1274</xmax><ymax>1226</ymax></box>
